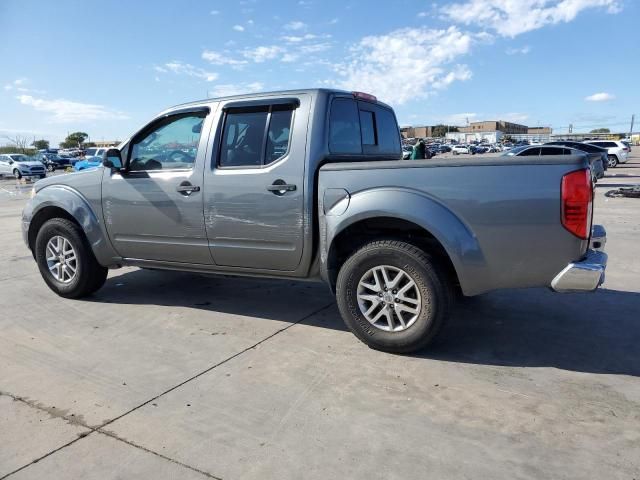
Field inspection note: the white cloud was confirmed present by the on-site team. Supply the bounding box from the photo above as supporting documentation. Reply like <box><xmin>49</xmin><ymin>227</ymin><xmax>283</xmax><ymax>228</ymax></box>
<box><xmin>16</xmin><ymin>95</ymin><xmax>128</xmax><ymax>123</ymax></box>
<box><xmin>329</xmin><ymin>18</ymin><xmax>339</xmax><ymax>24</ymax></box>
<box><xmin>506</xmin><ymin>45</ymin><xmax>531</xmax><ymax>55</ymax></box>
<box><xmin>442</xmin><ymin>0</ymin><xmax>622</xmax><ymax>37</ymax></box>
<box><xmin>208</xmin><ymin>82</ymin><xmax>265</xmax><ymax>97</ymax></box>
<box><xmin>210</xmin><ymin>9</ymin><xmax>220</xmax><ymax>15</ymax></box>
<box><xmin>4</xmin><ymin>78</ymin><xmax>28</xmax><ymax>91</ymax></box>
<box><xmin>201</xmin><ymin>50</ymin><xmax>247</xmax><ymax>66</ymax></box>
<box><xmin>284</xmin><ymin>20</ymin><xmax>307</xmax><ymax>30</ymax></box>
<box><xmin>282</xmin><ymin>33</ymin><xmax>319</xmax><ymax>42</ymax></box>
<box><xmin>418</xmin><ymin>11</ymin><xmax>428</xmax><ymax>17</ymax></box>
<box><xmin>335</xmin><ymin>26</ymin><xmax>477</xmax><ymax>105</ymax></box>
<box><xmin>232</xmin><ymin>24</ymin><xmax>245</xmax><ymax>32</ymax></box>
<box><xmin>158</xmin><ymin>61</ymin><xmax>218</xmax><ymax>82</ymax></box>
<box><xmin>242</xmin><ymin>45</ymin><xmax>284</xmax><ymax>62</ymax></box>
<box><xmin>585</xmin><ymin>92</ymin><xmax>615</xmax><ymax>102</ymax></box>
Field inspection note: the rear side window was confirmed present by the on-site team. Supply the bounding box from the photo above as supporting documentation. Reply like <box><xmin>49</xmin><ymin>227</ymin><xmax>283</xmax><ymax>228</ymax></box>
<box><xmin>329</xmin><ymin>98</ymin><xmax>361</xmax><ymax>154</ymax></box>
<box><xmin>329</xmin><ymin>98</ymin><xmax>401</xmax><ymax>156</ymax></box>
<box><xmin>592</xmin><ymin>142</ymin><xmax>616</xmax><ymax>148</ymax></box>
<box><xmin>219</xmin><ymin>105</ymin><xmax>294</xmax><ymax>167</ymax></box>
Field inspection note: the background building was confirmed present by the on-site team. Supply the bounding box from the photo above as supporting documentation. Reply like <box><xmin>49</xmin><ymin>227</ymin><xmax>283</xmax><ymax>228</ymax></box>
<box><xmin>445</xmin><ymin>120</ymin><xmax>553</xmax><ymax>143</ymax></box>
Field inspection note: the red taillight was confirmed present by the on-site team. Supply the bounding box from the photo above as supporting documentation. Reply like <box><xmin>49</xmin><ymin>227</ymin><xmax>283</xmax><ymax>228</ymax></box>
<box><xmin>623</xmin><ymin>147</ymin><xmax>629</xmax><ymax>152</ymax></box>
<box><xmin>352</xmin><ymin>91</ymin><xmax>377</xmax><ymax>102</ymax></box>
<box><xmin>561</xmin><ymin>169</ymin><xmax>592</xmax><ymax>239</ymax></box>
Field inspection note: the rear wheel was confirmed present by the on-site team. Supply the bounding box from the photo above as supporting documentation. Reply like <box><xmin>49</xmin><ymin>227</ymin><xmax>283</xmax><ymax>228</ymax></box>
<box><xmin>47</xmin><ymin>164</ymin><xmax>55</xmax><ymax>172</ymax></box>
<box><xmin>13</xmin><ymin>169</ymin><xmax>22</xmax><ymax>179</ymax></box>
<box><xmin>336</xmin><ymin>240</ymin><xmax>452</xmax><ymax>353</ymax></box>
<box><xmin>608</xmin><ymin>155</ymin><xmax>618</xmax><ymax>168</ymax></box>
<box><xmin>35</xmin><ymin>218</ymin><xmax>108</xmax><ymax>298</ymax></box>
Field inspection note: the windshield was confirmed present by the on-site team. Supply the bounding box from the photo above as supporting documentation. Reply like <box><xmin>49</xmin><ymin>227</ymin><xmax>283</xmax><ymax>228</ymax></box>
<box><xmin>9</xmin><ymin>154</ymin><xmax>30</xmax><ymax>162</ymax></box>
<box><xmin>85</xmin><ymin>148</ymin><xmax>97</xmax><ymax>156</ymax></box>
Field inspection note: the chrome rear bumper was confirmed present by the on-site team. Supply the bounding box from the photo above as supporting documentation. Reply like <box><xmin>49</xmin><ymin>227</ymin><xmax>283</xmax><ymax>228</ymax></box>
<box><xmin>551</xmin><ymin>225</ymin><xmax>607</xmax><ymax>293</ymax></box>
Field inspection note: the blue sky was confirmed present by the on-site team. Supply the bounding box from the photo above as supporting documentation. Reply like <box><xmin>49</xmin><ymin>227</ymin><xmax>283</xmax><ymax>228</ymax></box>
<box><xmin>0</xmin><ymin>0</ymin><xmax>637</xmax><ymax>146</ymax></box>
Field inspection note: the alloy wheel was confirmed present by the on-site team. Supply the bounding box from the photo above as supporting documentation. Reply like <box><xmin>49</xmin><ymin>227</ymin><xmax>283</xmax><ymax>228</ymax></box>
<box><xmin>357</xmin><ymin>265</ymin><xmax>422</xmax><ymax>332</ymax></box>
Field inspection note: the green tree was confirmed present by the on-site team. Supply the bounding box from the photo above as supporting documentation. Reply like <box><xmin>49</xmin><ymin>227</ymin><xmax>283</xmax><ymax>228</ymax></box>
<box><xmin>590</xmin><ymin>128</ymin><xmax>610</xmax><ymax>134</ymax></box>
<box><xmin>60</xmin><ymin>132</ymin><xmax>89</xmax><ymax>148</ymax></box>
<box><xmin>83</xmin><ymin>142</ymin><xmax>96</xmax><ymax>148</ymax></box>
<box><xmin>32</xmin><ymin>139</ymin><xmax>50</xmax><ymax>150</ymax></box>
<box><xmin>431</xmin><ymin>124</ymin><xmax>459</xmax><ymax>138</ymax></box>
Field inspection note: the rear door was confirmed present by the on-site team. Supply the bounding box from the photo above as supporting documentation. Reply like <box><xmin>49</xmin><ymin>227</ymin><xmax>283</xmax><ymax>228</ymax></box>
<box><xmin>203</xmin><ymin>94</ymin><xmax>310</xmax><ymax>271</ymax></box>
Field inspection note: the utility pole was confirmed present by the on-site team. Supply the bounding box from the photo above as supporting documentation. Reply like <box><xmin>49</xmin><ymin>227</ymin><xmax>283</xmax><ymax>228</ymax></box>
<box><xmin>629</xmin><ymin>114</ymin><xmax>635</xmax><ymax>139</ymax></box>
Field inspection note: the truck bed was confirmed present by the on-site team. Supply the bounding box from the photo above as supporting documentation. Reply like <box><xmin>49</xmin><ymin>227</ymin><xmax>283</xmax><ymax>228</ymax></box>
<box><xmin>319</xmin><ymin>155</ymin><xmax>591</xmax><ymax>295</ymax></box>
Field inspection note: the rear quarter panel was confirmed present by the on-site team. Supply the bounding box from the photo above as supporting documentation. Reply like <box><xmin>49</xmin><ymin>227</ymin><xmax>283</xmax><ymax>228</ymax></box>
<box><xmin>319</xmin><ymin>156</ymin><xmax>590</xmax><ymax>295</ymax></box>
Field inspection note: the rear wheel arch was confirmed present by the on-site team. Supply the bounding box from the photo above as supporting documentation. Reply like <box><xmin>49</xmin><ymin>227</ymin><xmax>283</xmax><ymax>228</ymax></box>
<box><xmin>326</xmin><ymin>216</ymin><xmax>460</xmax><ymax>294</ymax></box>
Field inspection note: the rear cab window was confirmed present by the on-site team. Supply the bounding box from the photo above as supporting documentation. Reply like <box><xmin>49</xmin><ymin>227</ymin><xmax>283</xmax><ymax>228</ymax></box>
<box><xmin>328</xmin><ymin>96</ymin><xmax>401</xmax><ymax>158</ymax></box>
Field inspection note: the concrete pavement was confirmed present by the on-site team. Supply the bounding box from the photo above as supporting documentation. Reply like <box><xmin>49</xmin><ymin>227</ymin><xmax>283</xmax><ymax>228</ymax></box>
<box><xmin>1</xmin><ymin>156</ymin><xmax>639</xmax><ymax>479</ymax></box>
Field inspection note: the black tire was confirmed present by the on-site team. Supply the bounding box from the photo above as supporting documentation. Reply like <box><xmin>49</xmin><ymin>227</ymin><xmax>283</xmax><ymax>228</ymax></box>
<box><xmin>13</xmin><ymin>169</ymin><xmax>22</xmax><ymax>179</ymax></box>
<box><xmin>34</xmin><ymin>218</ymin><xmax>108</xmax><ymax>298</ymax></box>
<box><xmin>336</xmin><ymin>240</ymin><xmax>452</xmax><ymax>353</ymax></box>
<box><xmin>608</xmin><ymin>155</ymin><xmax>618</xmax><ymax>168</ymax></box>
<box><xmin>39</xmin><ymin>174</ymin><xmax>46</xmax><ymax>179</ymax></box>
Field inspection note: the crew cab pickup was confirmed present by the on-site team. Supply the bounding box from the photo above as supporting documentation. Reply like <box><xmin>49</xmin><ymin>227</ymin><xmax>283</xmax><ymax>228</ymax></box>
<box><xmin>22</xmin><ymin>89</ymin><xmax>607</xmax><ymax>353</ymax></box>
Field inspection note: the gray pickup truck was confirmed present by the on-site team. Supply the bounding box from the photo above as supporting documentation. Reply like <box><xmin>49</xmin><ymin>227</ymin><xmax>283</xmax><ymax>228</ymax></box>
<box><xmin>22</xmin><ymin>89</ymin><xmax>607</xmax><ymax>353</ymax></box>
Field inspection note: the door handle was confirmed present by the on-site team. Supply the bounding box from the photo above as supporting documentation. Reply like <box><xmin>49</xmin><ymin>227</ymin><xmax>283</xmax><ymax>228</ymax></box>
<box><xmin>267</xmin><ymin>180</ymin><xmax>296</xmax><ymax>195</ymax></box>
<box><xmin>176</xmin><ymin>182</ymin><xmax>200</xmax><ymax>195</ymax></box>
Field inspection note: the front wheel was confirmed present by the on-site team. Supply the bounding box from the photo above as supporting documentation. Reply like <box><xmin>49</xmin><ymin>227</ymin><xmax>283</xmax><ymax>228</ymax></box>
<box><xmin>607</xmin><ymin>155</ymin><xmax>618</xmax><ymax>168</ymax></box>
<box><xmin>13</xmin><ymin>169</ymin><xmax>22</xmax><ymax>179</ymax></box>
<box><xmin>34</xmin><ymin>218</ymin><xmax>108</xmax><ymax>298</ymax></box>
<box><xmin>336</xmin><ymin>240</ymin><xmax>452</xmax><ymax>353</ymax></box>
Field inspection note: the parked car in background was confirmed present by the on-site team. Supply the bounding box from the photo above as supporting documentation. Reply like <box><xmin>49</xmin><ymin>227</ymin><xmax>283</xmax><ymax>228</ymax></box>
<box><xmin>502</xmin><ymin>145</ymin><xmax>604</xmax><ymax>179</ymax></box>
<box><xmin>73</xmin><ymin>148</ymin><xmax>109</xmax><ymax>171</ymax></box>
<box><xmin>545</xmin><ymin>141</ymin><xmax>607</xmax><ymax>178</ymax></box>
<box><xmin>0</xmin><ymin>154</ymin><xmax>47</xmax><ymax>179</ymax></box>
<box><xmin>620</xmin><ymin>140</ymin><xmax>632</xmax><ymax>153</ymax></box>
<box><xmin>451</xmin><ymin>145</ymin><xmax>470</xmax><ymax>154</ymax></box>
<box><xmin>401</xmin><ymin>146</ymin><xmax>412</xmax><ymax>159</ymax></box>
<box><xmin>470</xmin><ymin>145</ymin><xmax>488</xmax><ymax>154</ymax></box>
<box><xmin>34</xmin><ymin>152</ymin><xmax>75</xmax><ymax>172</ymax></box>
<box><xmin>583</xmin><ymin>140</ymin><xmax>629</xmax><ymax>167</ymax></box>
<box><xmin>436</xmin><ymin>145</ymin><xmax>451</xmax><ymax>153</ymax></box>
<box><xmin>22</xmin><ymin>88</ymin><xmax>607</xmax><ymax>353</ymax></box>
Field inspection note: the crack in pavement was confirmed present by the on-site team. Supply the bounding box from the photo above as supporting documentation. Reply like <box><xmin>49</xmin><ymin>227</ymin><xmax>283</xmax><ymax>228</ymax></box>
<box><xmin>0</xmin><ymin>302</ymin><xmax>335</xmax><ymax>480</ymax></box>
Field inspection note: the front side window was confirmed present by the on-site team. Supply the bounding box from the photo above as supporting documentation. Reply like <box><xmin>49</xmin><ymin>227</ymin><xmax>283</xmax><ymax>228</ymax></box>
<box><xmin>130</xmin><ymin>113</ymin><xmax>205</xmax><ymax>171</ymax></box>
<box><xmin>519</xmin><ymin>147</ymin><xmax>541</xmax><ymax>156</ymax></box>
<box><xmin>540</xmin><ymin>147</ymin><xmax>564</xmax><ymax>155</ymax></box>
<box><xmin>85</xmin><ymin>149</ymin><xmax>97</xmax><ymax>156</ymax></box>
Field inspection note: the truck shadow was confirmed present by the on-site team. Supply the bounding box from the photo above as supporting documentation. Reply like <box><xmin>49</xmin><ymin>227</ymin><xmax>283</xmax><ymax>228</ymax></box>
<box><xmin>419</xmin><ymin>287</ymin><xmax>640</xmax><ymax>377</ymax></box>
<box><xmin>92</xmin><ymin>269</ymin><xmax>640</xmax><ymax>377</ymax></box>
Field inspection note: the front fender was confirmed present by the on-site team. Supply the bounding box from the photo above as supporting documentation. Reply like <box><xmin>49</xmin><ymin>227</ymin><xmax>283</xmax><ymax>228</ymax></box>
<box><xmin>322</xmin><ymin>187</ymin><xmax>489</xmax><ymax>296</ymax></box>
<box><xmin>23</xmin><ymin>185</ymin><xmax>119</xmax><ymax>266</ymax></box>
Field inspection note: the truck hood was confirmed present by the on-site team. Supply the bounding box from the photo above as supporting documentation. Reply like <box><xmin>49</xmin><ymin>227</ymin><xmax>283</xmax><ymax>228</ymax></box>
<box><xmin>33</xmin><ymin>166</ymin><xmax>103</xmax><ymax>193</ymax></box>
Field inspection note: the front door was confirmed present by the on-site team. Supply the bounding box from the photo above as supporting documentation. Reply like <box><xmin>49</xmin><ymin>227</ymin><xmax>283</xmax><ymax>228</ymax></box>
<box><xmin>102</xmin><ymin>108</ymin><xmax>214</xmax><ymax>264</ymax></box>
<box><xmin>204</xmin><ymin>95</ymin><xmax>309</xmax><ymax>271</ymax></box>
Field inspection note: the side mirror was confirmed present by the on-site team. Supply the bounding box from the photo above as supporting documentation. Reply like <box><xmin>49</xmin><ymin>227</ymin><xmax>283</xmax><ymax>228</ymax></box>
<box><xmin>103</xmin><ymin>148</ymin><xmax>123</xmax><ymax>170</ymax></box>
